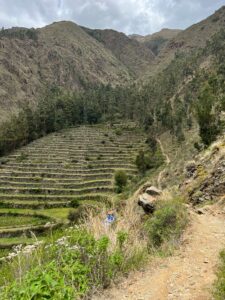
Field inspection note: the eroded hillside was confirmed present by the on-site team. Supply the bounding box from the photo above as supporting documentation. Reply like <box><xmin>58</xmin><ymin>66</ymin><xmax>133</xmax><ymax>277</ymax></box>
<box><xmin>0</xmin><ymin>22</ymin><xmax>133</xmax><ymax>121</ymax></box>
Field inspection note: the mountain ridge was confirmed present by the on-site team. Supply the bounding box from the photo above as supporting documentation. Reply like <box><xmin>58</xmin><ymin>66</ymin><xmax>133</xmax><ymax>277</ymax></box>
<box><xmin>0</xmin><ymin>5</ymin><xmax>225</xmax><ymax>122</ymax></box>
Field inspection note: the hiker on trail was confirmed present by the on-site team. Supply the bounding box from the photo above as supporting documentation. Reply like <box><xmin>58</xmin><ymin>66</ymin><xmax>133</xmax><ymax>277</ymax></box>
<box><xmin>105</xmin><ymin>210</ymin><xmax>116</xmax><ymax>225</ymax></box>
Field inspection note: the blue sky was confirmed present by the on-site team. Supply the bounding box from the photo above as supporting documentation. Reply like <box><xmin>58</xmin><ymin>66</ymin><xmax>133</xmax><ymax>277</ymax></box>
<box><xmin>0</xmin><ymin>0</ymin><xmax>224</xmax><ymax>35</ymax></box>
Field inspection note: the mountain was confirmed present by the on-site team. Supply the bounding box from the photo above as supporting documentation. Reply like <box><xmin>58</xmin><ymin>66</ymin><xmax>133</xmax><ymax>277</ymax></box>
<box><xmin>0</xmin><ymin>6</ymin><xmax>225</xmax><ymax>122</ymax></box>
<box><xmin>0</xmin><ymin>22</ymin><xmax>132</xmax><ymax>121</ymax></box>
<box><xmin>150</xmin><ymin>6</ymin><xmax>225</xmax><ymax>74</ymax></box>
<box><xmin>82</xmin><ymin>27</ymin><xmax>155</xmax><ymax>76</ymax></box>
<box><xmin>130</xmin><ymin>29</ymin><xmax>181</xmax><ymax>55</ymax></box>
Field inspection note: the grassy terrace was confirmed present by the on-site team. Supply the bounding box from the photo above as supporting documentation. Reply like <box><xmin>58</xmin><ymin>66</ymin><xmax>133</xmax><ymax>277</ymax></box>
<box><xmin>0</xmin><ymin>124</ymin><xmax>147</xmax><ymax>254</ymax></box>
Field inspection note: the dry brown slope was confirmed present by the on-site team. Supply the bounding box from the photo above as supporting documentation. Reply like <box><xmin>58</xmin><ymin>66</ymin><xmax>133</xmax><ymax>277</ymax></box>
<box><xmin>0</xmin><ymin>21</ymin><xmax>132</xmax><ymax>121</ymax></box>
<box><xmin>82</xmin><ymin>27</ymin><xmax>156</xmax><ymax>76</ymax></box>
<box><xmin>150</xmin><ymin>5</ymin><xmax>225</xmax><ymax>75</ymax></box>
<box><xmin>130</xmin><ymin>28</ymin><xmax>181</xmax><ymax>55</ymax></box>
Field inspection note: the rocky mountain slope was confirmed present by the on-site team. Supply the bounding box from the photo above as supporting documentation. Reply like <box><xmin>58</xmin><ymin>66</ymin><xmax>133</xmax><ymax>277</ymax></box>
<box><xmin>130</xmin><ymin>28</ymin><xmax>181</xmax><ymax>55</ymax></box>
<box><xmin>0</xmin><ymin>22</ymin><xmax>137</xmax><ymax>121</ymax></box>
<box><xmin>82</xmin><ymin>27</ymin><xmax>155</xmax><ymax>76</ymax></box>
<box><xmin>0</xmin><ymin>5</ymin><xmax>225</xmax><ymax>123</ymax></box>
<box><xmin>149</xmin><ymin>5</ymin><xmax>225</xmax><ymax>75</ymax></box>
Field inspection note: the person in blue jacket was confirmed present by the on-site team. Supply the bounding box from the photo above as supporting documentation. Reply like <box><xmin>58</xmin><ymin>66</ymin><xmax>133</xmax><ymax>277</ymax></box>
<box><xmin>105</xmin><ymin>210</ymin><xmax>116</xmax><ymax>225</ymax></box>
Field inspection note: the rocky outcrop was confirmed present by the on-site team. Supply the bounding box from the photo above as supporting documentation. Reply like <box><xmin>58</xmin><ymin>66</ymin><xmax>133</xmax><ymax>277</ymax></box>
<box><xmin>182</xmin><ymin>142</ymin><xmax>225</xmax><ymax>205</ymax></box>
<box><xmin>138</xmin><ymin>185</ymin><xmax>162</xmax><ymax>213</ymax></box>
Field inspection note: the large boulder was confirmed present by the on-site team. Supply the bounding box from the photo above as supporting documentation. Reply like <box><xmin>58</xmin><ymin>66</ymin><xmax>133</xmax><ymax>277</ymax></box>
<box><xmin>138</xmin><ymin>186</ymin><xmax>162</xmax><ymax>214</ymax></box>
<box><xmin>138</xmin><ymin>195</ymin><xmax>155</xmax><ymax>214</ymax></box>
<box><xmin>145</xmin><ymin>186</ymin><xmax>162</xmax><ymax>196</ymax></box>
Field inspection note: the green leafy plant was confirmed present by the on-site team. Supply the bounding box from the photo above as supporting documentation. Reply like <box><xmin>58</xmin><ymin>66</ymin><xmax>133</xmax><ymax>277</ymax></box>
<box><xmin>67</xmin><ymin>207</ymin><xmax>83</xmax><ymax>223</ymax></box>
<box><xmin>16</xmin><ymin>152</ymin><xmax>28</xmax><ymax>162</ymax></box>
<box><xmin>213</xmin><ymin>250</ymin><xmax>225</xmax><ymax>299</ymax></box>
<box><xmin>70</xmin><ymin>199</ymin><xmax>80</xmax><ymax>208</ymax></box>
<box><xmin>114</xmin><ymin>170</ymin><xmax>127</xmax><ymax>193</ymax></box>
<box><xmin>145</xmin><ymin>198</ymin><xmax>188</xmax><ymax>251</ymax></box>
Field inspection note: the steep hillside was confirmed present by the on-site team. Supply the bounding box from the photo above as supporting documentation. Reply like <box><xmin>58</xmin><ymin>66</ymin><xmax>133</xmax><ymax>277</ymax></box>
<box><xmin>0</xmin><ymin>124</ymin><xmax>147</xmax><ymax>252</ymax></box>
<box><xmin>1</xmin><ymin>6</ymin><xmax>225</xmax><ymax>123</ymax></box>
<box><xmin>150</xmin><ymin>5</ymin><xmax>225</xmax><ymax>74</ymax></box>
<box><xmin>130</xmin><ymin>28</ymin><xmax>181</xmax><ymax>55</ymax></box>
<box><xmin>82</xmin><ymin>27</ymin><xmax>155</xmax><ymax>75</ymax></box>
<box><xmin>0</xmin><ymin>22</ymin><xmax>132</xmax><ymax>121</ymax></box>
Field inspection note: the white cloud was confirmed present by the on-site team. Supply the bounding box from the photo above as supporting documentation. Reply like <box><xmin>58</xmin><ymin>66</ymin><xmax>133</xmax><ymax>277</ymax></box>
<box><xmin>0</xmin><ymin>0</ymin><xmax>224</xmax><ymax>34</ymax></box>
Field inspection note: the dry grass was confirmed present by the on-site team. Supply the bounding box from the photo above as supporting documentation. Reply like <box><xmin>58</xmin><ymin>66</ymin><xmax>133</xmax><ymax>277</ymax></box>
<box><xmin>84</xmin><ymin>188</ymin><xmax>147</xmax><ymax>254</ymax></box>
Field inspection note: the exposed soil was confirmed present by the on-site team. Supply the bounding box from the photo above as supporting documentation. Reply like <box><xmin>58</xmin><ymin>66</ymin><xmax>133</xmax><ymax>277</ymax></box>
<box><xmin>157</xmin><ymin>138</ymin><xmax>171</xmax><ymax>189</ymax></box>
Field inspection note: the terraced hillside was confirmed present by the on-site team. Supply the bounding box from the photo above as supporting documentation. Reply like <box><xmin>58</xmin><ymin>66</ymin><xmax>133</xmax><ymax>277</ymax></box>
<box><xmin>0</xmin><ymin>124</ymin><xmax>146</xmax><ymax>254</ymax></box>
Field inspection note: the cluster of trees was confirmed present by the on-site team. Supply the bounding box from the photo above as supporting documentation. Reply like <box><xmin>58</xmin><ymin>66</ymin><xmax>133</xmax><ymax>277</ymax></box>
<box><xmin>0</xmin><ymin>29</ymin><xmax>225</xmax><ymax>156</ymax></box>
<box><xmin>0</xmin><ymin>27</ymin><xmax>38</xmax><ymax>41</ymax></box>
<box><xmin>114</xmin><ymin>170</ymin><xmax>128</xmax><ymax>193</ymax></box>
<box><xmin>193</xmin><ymin>30</ymin><xmax>225</xmax><ymax>145</ymax></box>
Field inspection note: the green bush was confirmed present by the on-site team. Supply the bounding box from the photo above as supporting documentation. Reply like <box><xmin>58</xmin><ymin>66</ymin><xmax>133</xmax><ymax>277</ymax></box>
<box><xmin>70</xmin><ymin>199</ymin><xmax>80</xmax><ymax>208</ymax></box>
<box><xmin>2</xmin><ymin>262</ymin><xmax>77</xmax><ymax>300</ymax></box>
<box><xmin>0</xmin><ymin>228</ymin><xmax>141</xmax><ymax>299</ymax></box>
<box><xmin>135</xmin><ymin>148</ymin><xmax>164</xmax><ymax>174</ymax></box>
<box><xmin>0</xmin><ymin>158</ymin><xmax>9</xmax><ymax>165</ymax></box>
<box><xmin>213</xmin><ymin>250</ymin><xmax>225</xmax><ymax>299</ymax></box>
<box><xmin>16</xmin><ymin>152</ymin><xmax>28</xmax><ymax>162</ymax></box>
<box><xmin>67</xmin><ymin>208</ymin><xmax>83</xmax><ymax>223</ymax></box>
<box><xmin>114</xmin><ymin>170</ymin><xmax>128</xmax><ymax>193</ymax></box>
<box><xmin>145</xmin><ymin>198</ymin><xmax>188</xmax><ymax>251</ymax></box>
<box><xmin>115</xmin><ymin>129</ymin><xmax>122</xmax><ymax>136</ymax></box>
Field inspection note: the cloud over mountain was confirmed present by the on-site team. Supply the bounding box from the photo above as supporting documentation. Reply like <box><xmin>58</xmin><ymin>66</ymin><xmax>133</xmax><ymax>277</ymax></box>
<box><xmin>0</xmin><ymin>0</ymin><xmax>224</xmax><ymax>34</ymax></box>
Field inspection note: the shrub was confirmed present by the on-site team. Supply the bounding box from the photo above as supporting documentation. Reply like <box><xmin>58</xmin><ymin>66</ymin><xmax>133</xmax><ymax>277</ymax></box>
<box><xmin>135</xmin><ymin>150</ymin><xmax>147</xmax><ymax>174</ymax></box>
<box><xmin>213</xmin><ymin>250</ymin><xmax>225</xmax><ymax>299</ymax></box>
<box><xmin>16</xmin><ymin>152</ymin><xmax>28</xmax><ymax>162</ymax></box>
<box><xmin>194</xmin><ymin>142</ymin><xmax>203</xmax><ymax>151</ymax></box>
<box><xmin>145</xmin><ymin>136</ymin><xmax>157</xmax><ymax>153</ymax></box>
<box><xmin>144</xmin><ymin>198</ymin><xmax>188</xmax><ymax>251</ymax></box>
<box><xmin>2</xmin><ymin>261</ymin><xmax>77</xmax><ymax>299</ymax></box>
<box><xmin>0</xmin><ymin>158</ymin><xmax>9</xmax><ymax>165</ymax></box>
<box><xmin>70</xmin><ymin>199</ymin><xmax>80</xmax><ymax>208</ymax></box>
<box><xmin>135</xmin><ymin>148</ymin><xmax>164</xmax><ymax>174</ymax></box>
<box><xmin>114</xmin><ymin>170</ymin><xmax>128</xmax><ymax>193</ymax></box>
<box><xmin>126</xmin><ymin>144</ymin><xmax>133</xmax><ymax>149</ymax></box>
<box><xmin>67</xmin><ymin>207</ymin><xmax>83</xmax><ymax>223</ymax></box>
<box><xmin>115</xmin><ymin>129</ymin><xmax>122</xmax><ymax>136</ymax></box>
<box><xmin>0</xmin><ymin>228</ymin><xmax>140</xmax><ymax>299</ymax></box>
<box><xmin>71</xmin><ymin>159</ymin><xmax>78</xmax><ymax>163</ymax></box>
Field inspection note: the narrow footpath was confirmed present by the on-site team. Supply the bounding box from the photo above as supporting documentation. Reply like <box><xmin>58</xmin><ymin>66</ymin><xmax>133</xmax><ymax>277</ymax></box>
<box><xmin>94</xmin><ymin>206</ymin><xmax>225</xmax><ymax>299</ymax></box>
<box><xmin>93</xmin><ymin>139</ymin><xmax>225</xmax><ymax>300</ymax></box>
<box><xmin>156</xmin><ymin>138</ymin><xmax>171</xmax><ymax>189</ymax></box>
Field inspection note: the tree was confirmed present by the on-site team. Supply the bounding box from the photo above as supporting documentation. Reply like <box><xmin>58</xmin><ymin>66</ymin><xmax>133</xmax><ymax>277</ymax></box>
<box><xmin>114</xmin><ymin>170</ymin><xmax>127</xmax><ymax>193</ymax></box>
<box><xmin>195</xmin><ymin>84</ymin><xmax>221</xmax><ymax>146</ymax></box>
<box><xmin>135</xmin><ymin>150</ymin><xmax>147</xmax><ymax>174</ymax></box>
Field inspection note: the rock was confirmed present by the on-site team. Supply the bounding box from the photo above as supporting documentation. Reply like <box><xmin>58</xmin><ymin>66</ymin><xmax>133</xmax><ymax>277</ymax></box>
<box><xmin>185</xmin><ymin>161</ymin><xmax>197</xmax><ymax>178</ymax></box>
<box><xmin>138</xmin><ymin>196</ymin><xmax>155</xmax><ymax>214</ymax></box>
<box><xmin>145</xmin><ymin>186</ymin><xmax>162</xmax><ymax>196</ymax></box>
<box><xmin>196</xmin><ymin>208</ymin><xmax>205</xmax><ymax>215</ymax></box>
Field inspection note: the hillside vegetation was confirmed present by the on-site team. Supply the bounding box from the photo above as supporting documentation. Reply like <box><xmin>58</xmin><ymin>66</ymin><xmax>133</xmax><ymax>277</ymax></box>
<box><xmin>0</xmin><ymin>5</ymin><xmax>225</xmax><ymax>299</ymax></box>
<box><xmin>1</xmin><ymin>6</ymin><xmax>225</xmax><ymax>123</ymax></box>
<box><xmin>0</xmin><ymin>123</ymin><xmax>150</xmax><ymax>253</ymax></box>
<box><xmin>83</xmin><ymin>27</ymin><xmax>155</xmax><ymax>75</ymax></box>
<box><xmin>130</xmin><ymin>28</ymin><xmax>181</xmax><ymax>55</ymax></box>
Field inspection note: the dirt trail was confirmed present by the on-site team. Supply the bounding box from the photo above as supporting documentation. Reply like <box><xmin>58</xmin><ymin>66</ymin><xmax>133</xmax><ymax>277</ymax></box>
<box><xmin>157</xmin><ymin>138</ymin><xmax>171</xmax><ymax>189</ymax></box>
<box><xmin>93</xmin><ymin>206</ymin><xmax>225</xmax><ymax>300</ymax></box>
